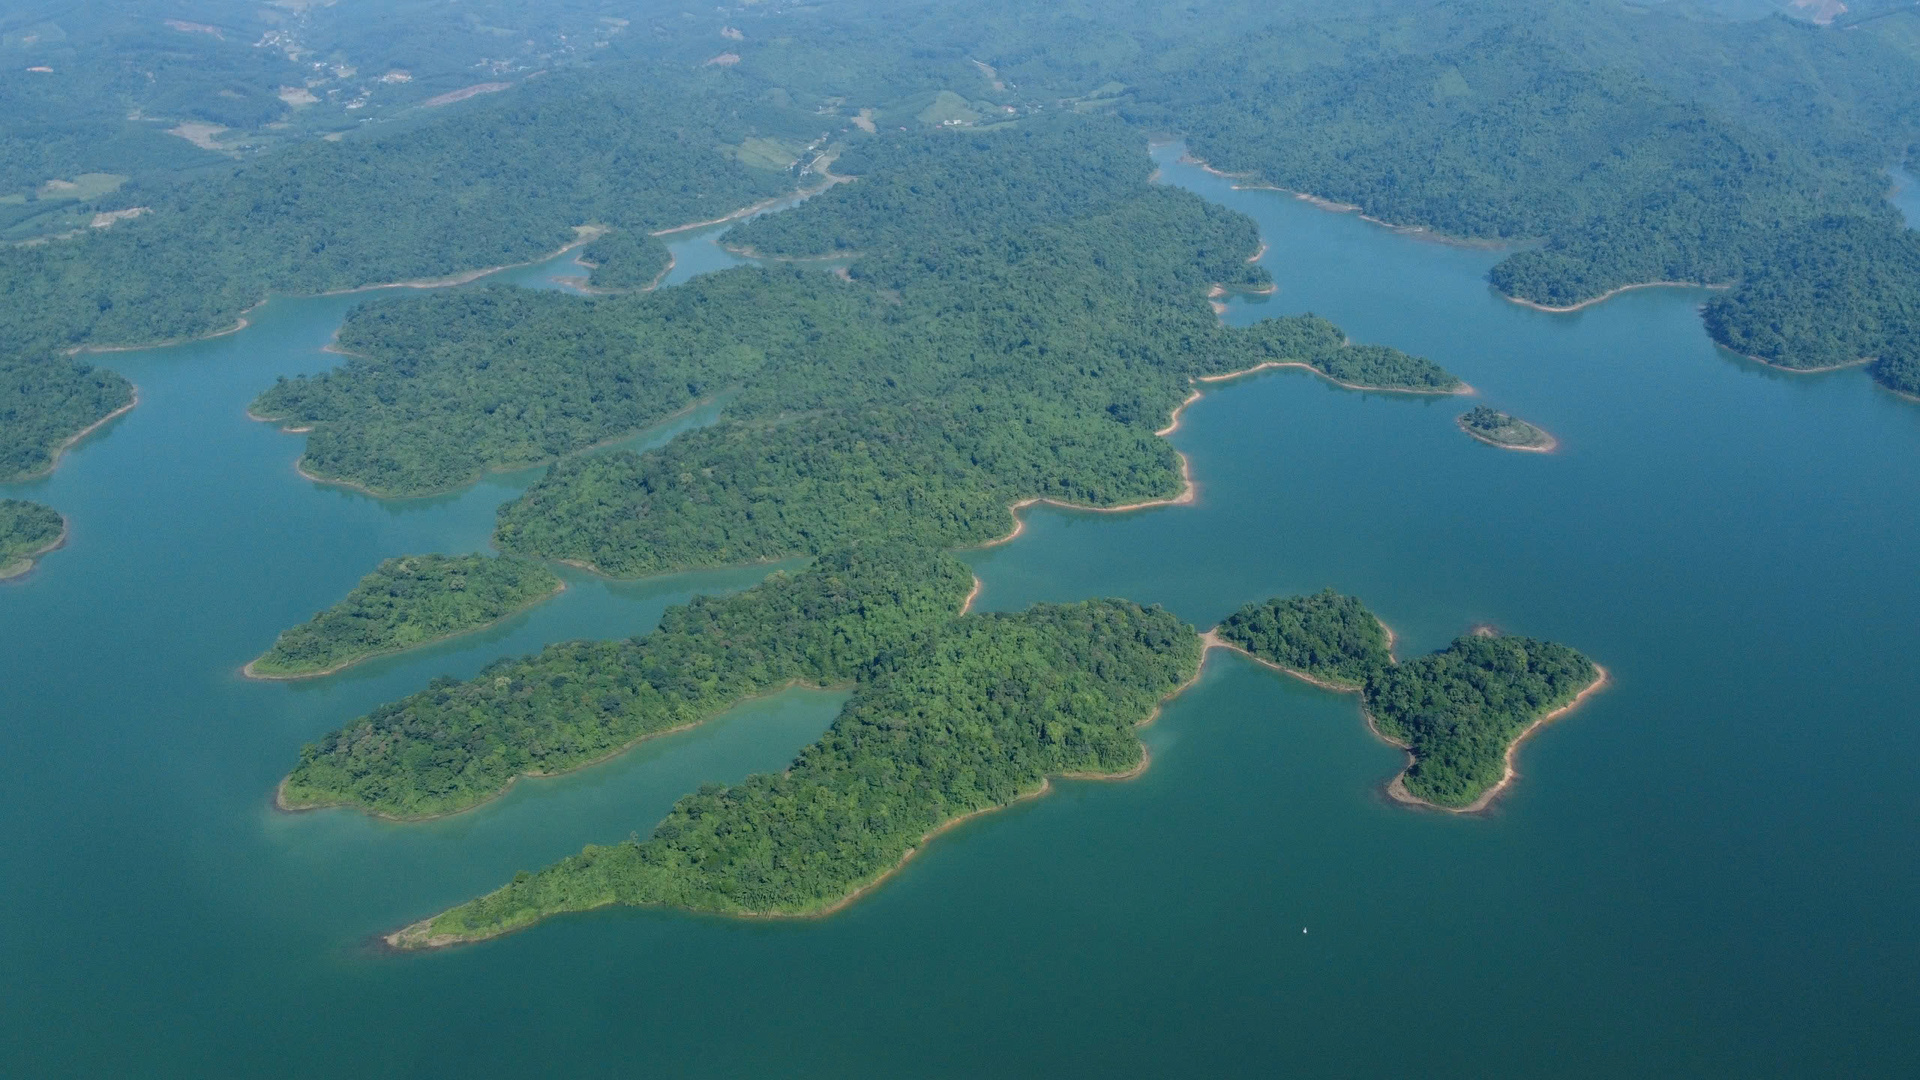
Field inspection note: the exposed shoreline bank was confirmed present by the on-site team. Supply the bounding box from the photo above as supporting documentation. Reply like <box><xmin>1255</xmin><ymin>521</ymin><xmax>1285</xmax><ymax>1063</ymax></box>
<box><xmin>1457</xmin><ymin>415</ymin><xmax>1558</xmax><ymax>453</ymax></box>
<box><xmin>1506</xmin><ymin>281</ymin><xmax>1727</xmax><ymax>314</ymax></box>
<box><xmin>0</xmin><ymin>515</ymin><xmax>70</xmax><ymax>581</ymax></box>
<box><xmin>1382</xmin><ymin>665</ymin><xmax>1609</xmax><ymax>814</ymax></box>
<box><xmin>1200</xmin><ymin>624</ymin><xmax>1601</xmax><ymax>814</ymax></box>
<box><xmin>11</xmin><ymin>387</ymin><xmax>140</xmax><ymax>483</ymax></box>
<box><xmin>241</xmin><ymin>579</ymin><xmax>566</xmax><ymax>682</ymax></box>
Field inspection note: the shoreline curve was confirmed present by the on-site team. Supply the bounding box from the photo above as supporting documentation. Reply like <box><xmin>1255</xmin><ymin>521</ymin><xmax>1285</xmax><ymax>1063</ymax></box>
<box><xmin>385</xmin><ymin>637</ymin><xmax>1215</xmax><ymax>948</ymax></box>
<box><xmin>242</xmin><ymin>579</ymin><xmax>566</xmax><ymax>682</ymax></box>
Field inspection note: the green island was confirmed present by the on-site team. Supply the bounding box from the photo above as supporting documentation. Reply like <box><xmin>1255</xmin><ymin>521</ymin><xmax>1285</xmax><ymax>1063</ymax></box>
<box><xmin>1210</xmin><ymin>589</ymin><xmax>1393</xmax><ymax>690</ymax></box>
<box><xmin>1212</xmin><ymin>591</ymin><xmax>1601</xmax><ymax>811</ymax></box>
<box><xmin>278</xmin><ymin>545</ymin><xmax>973</xmax><ymax>818</ymax></box>
<box><xmin>574</xmin><ymin>230</ymin><xmax>674</xmax><ymax>292</ymax></box>
<box><xmin>1457</xmin><ymin>406</ymin><xmax>1557</xmax><ymax>452</ymax></box>
<box><xmin>385</xmin><ymin>577</ymin><xmax>1198</xmax><ymax>947</ymax></box>
<box><xmin>0</xmin><ymin>499</ymin><xmax>67</xmax><ymax>580</ymax></box>
<box><xmin>1</xmin><ymin>357</ymin><xmax>135</xmax><ymax>482</ymax></box>
<box><xmin>245</xmin><ymin>554</ymin><xmax>562</xmax><ymax>681</ymax></box>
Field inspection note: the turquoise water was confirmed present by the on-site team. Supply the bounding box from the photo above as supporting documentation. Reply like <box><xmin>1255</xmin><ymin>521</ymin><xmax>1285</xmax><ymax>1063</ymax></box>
<box><xmin>3</xmin><ymin>147</ymin><xmax>1917</xmax><ymax>1076</ymax></box>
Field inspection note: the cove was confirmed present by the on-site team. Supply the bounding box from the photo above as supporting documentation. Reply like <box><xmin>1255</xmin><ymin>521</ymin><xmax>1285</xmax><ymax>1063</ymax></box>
<box><xmin>1</xmin><ymin>145</ymin><xmax>1917</xmax><ymax>1077</ymax></box>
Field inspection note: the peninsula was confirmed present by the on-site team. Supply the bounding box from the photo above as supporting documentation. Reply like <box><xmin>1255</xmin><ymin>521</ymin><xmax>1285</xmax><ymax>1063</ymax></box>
<box><xmin>1457</xmin><ymin>406</ymin><xmax>1557</xmax><ymax>452</ymax></box>
<box><xmin>0</xmin><ymin>499</ymin><xmax>67</xmax><ymax>580</ymax></box>
<box><xmin>277</xmin><ymin>546</ymin><xmax>972</xmax><ymax>818</ymax></box>
<box><xmin>385</xmin><ymin>585</ymin><xmax>1199</xmax><ymax>948</ymax></box>
<box><xmin>246</xmin><ymin>554</ymin><xmax>561</xmax><ymax>680</ymax></box>
<box><xmin>1211</xmin><ymin>590</ymin><xmax>1601</xmax><ymax>811</ymax></box>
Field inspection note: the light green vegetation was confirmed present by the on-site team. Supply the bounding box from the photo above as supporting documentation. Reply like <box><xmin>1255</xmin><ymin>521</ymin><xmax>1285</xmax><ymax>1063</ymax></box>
<box><xmin>247</xmin><ymin>554</ymin><xmax>560</xmax><ymax>679</ymax></box>
<box><xmin>389</xmin><ymin>590</ymin><xmax>1199</xmax><ymax>945</ymax></box>
<box><xmin>0</xmin><ymin>499</ymin><xmax>66</xmax><ymax>579</ymax></box>
<box><xmin>0</xmin><ymin>356</ymin><xmax>134</xmax><ymax>482</ymax></box>
<box><xmin>1213</xmin><ymin>589</ymin><xmax>1392</xmax><ymax>688</ymax></box>
<box><xmin>1218</xmin><ymin>591</ymin><xmax>1599</xmax><ymax>809</ymax></box>
<box><xmin>35</xmin><ymin>173</ymin><xmax>127</xmax><ymax>202</ymax></box>
<box><xmin>1458</xmin><ymin>406</ymin><xmax>1555</xmax><ymax>450</ymax></box>
<box><xmin>279</xmin><ymin>545</ymin><xmax>972</xmax><ymax>818</ymax></box>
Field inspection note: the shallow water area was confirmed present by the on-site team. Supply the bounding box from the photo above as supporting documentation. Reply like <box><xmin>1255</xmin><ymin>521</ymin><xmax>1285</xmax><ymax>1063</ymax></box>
<box><xmin>2</xmin><ymin>147</ymin><xmax>1917</xmax><ymax>1076</ymax></box>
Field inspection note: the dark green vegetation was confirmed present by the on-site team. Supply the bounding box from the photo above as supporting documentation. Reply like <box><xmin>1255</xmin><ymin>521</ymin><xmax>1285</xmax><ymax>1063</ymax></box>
<box><xmin>248</xmin><ymin>270</ymin><xmax>878</xmax><ymax>496</ymax></box>
<box><xmin>16</xmin><ymin>1</ymin><xmax>1920</xmax><ymax>491</ymax></box>
<box><xmin>1458</xmin><ymin>406</ymin><xmax>1555</xmax><ymax>450</ymax></box>
<box><xmin>576</xmin><ymin>230</ymin><xmax>674</xmax><ymax>292</ymax></box>
<box><xmin>0</xmin><ymin>499</ymin><xmax>65</xmax><ymax>578</ymax></box>
<box><xmin>280</xmin><ymin>545</ymin><xmax>973</xmax><ymax>819</ymax></box>
<box><xmin>270</xmin><ymin>121</ymin><xmax>1449</xmax><ymax>574</ymax></box>
<box><xmin>1</xmin><ymin>73</ymin><xmax>807</xmax><ymax>356</ymax></box>
<box><xmin>392</xmin><ymin>593</ymin><xmax>1198</xmax><ymax>944</ymax></box>
<box><xmin>247</xmin><ymin>554</ymin><xmax>560</xmax><ymax>680</ymax></box>
<box><xmin>1371</xmin><ymin>635</ymin><xmax>1600</xmax><ymax>809</ymax></box>
<box><xmin>1214</xmin><ymin>589</ymin><xmax>1392</xmax><ymax>688</ymax></box>
<box><xmin>1703</xmin><ymin>215</ymin><xmax>1920</xmax><ymax>382</ymax></box>
<box><xmin>1218</xmin><ymin>591</ymin><xmax>1599</xmax><ymax>809</ymax></box>
<box><xmin>1</xmin><ymin>357</ymin><xmax>133</xmax><ymax>482</ymax></box>
<box><xmin>1121</xmin><ymin>2</ymin><xmax>1920</xmax><ymax>389</ymax></box>
<box><xmin>0</xmin><ymin>0</ymin><xmax>723</xmax><ymax>230</ymax></box>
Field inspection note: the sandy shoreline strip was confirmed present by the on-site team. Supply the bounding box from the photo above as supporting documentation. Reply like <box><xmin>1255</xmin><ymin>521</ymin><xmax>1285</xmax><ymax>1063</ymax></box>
<box><xmin>13</xmin><ymin>388</ymin><xmax>140</xmax><ymax>482</ymax></box>
<box><xmin>1383</xmin><ymin>665</ymin><xmax>1609</xmax><ymax>814</ymax></box>
<box><xmin>1195</xmin><ymin>359</ymin><xmax>1472</xmax><ymax>397</ymax></box>
<box><xmin>1506</xmin><ymin>281</ymin><xmax>1727</xmax><ymax>314</ymax></box>
<box><xmin>1200</xmin><ymin>623</ymin><xmax>1599</xmax><ymax>814</ymax></box>
<box><xmin>242</xmin><ymin>579</ymin><xmax>565</xmax><ymax>682</ymax></box>
<box><xmin>983</xmin><ymin>449</ymin><xmax>1197</xmax><ymax>548</ymax></box>
<box><xmin>1457</xmin><ymin>417</ymin><xmax>1558</xmax><ymax>454</ymax></box>
<box><xmin>320</xmin><ymin>225</ymin><xmax>609</xmax><ymax>296</ymax></box>
<box><xmin>652</xmin><ymin>156</ymin><xmax>851</xmax><ymax>237</ymax></box>
<box><xmin>960</xmin><ymin>575</ymin><xmax>983</xmax><ymax>615</ymax></box>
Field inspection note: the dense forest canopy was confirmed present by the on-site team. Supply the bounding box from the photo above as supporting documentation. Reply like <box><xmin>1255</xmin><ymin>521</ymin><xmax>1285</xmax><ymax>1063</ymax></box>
<box><xmin>281</xmin><ymin>545</ymin><xmax>974</xmax><ymax>819</ymax></box>
<box><xmin>248</xmin><ymin>554</ymin><xmax>561</xmax><ymax>679</ymax></box>
<box><xmin>1369</xmin><ymin>634</ymin><xmax>1600</xmax><ymax>808</ymax></box>
<box><xmin>247</xmin><ymin>120</ymin><xmax>1453</xmax><ymax>579</ymax></box>
<box><xmin>11</xmin><ymin>0</ymin><xmax>1920</xmax><ymax>492</ymax></box>
<box><xmin>1215</xmin><ymin>589</ymin><xmax>1393</xmax><ymax>688</ymax></box>
<box><xmin>394</xmin><ymin>593</ymin><xmax>1200</xmax><ymax>944</ymax></box>
<box><xmin>0</xmin><ymin>356</ymin><xmax>133</xmax><ymax>482</ymax></box>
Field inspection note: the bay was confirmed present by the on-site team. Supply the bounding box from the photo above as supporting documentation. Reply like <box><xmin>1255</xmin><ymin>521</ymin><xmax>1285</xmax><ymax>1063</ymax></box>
<box><xmin>1</xmin><ymin>147</ymin><xmax>1915</xmax><ymax>1077</ymax></box>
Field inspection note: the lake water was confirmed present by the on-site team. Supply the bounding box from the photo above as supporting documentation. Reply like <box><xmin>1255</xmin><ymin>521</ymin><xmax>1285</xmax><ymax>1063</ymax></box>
<box><xmin>1889</xmin><ymin>165</ymin><xmax>1920</xmax><ymax>229</ymax></box>
<box><xmin>3</xmin><ymin>145</ymin><xmax>1916</xmax><ymax>1077</ymax></box>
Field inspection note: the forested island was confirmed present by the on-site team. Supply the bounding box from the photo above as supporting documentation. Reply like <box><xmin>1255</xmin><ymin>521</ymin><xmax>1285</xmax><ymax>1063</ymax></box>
<box><xmin>0</xmin><ymin>500</ymin><xmax>67</xmax><ymax>580</ymax></box>
<box><xmin>386</xmin><ymin>584</ymin><xmax>1198</xmax><ymax>947</ymax></box>
<box><xmin>246</xmin><ymin>554</ymin><xmax>561</xmax><ymax>680</ymax></box>
<box><xmin>1457</xmin><ymin>406</ymin><xmax>1556</xmax><ymax>452</ymax></box>
<box><xmin>1213</xmin><ymin>591</ymin><xmax>1601</xmax><ymax>811</ymax></box>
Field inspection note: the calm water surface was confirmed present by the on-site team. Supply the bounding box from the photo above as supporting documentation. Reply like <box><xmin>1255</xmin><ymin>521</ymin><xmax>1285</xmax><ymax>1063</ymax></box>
<box><xmin>2</xmin><ymin>147</ymin><xmax>1916</xmax><ymax>1077</ymax></box>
